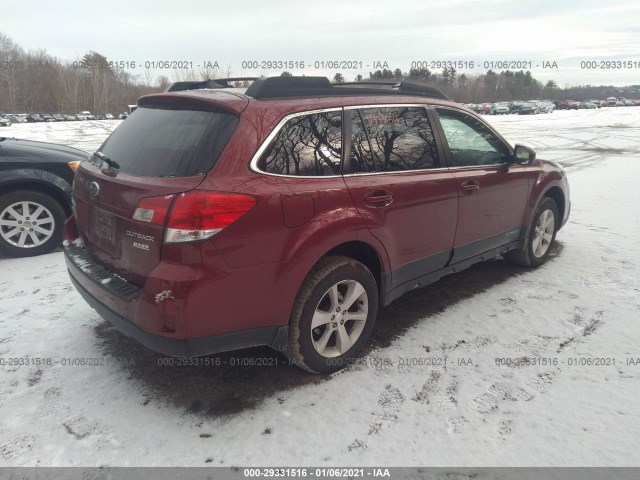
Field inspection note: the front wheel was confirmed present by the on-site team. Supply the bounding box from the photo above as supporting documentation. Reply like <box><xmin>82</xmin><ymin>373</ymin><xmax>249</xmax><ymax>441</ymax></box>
<box><xmin>0</xmin><ymin>190</ymin><xmax>66</xmax><ymax>257</ymax></box>
<box><xmin>286</xmin><ymin>255</ymin><xmax>379</xmax><ymax>373</ymax></box>
<box><xmin>506</xmin><ymin>197</ymin><xmax>559</xmax><ymax>268</ymax></box>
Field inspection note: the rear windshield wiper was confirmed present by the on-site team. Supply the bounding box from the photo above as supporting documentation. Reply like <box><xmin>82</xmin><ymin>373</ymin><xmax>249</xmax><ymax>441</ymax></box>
<box><xmin>94</xmin><ymin>151</ymin><xmax>120</xmax><ymax>170</ymax></box>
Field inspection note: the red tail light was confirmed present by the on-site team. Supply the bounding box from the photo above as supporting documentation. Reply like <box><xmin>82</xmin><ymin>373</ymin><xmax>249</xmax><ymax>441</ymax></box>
<box><xmin>132</xmin><ymin>191</ymin><xmax>256</xmax><ymax>243</ymax></box>
<box><xmin>165</xmin><ymin>191</ymin><xmax>256</xmax><ymax>243</ymax></box>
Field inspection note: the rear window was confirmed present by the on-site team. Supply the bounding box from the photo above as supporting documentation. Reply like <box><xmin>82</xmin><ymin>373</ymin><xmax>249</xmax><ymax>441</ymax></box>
<box><xmin>97</xmin><ymin>107</ymin><xmax>239</xmax><ymax>177</ymax></box>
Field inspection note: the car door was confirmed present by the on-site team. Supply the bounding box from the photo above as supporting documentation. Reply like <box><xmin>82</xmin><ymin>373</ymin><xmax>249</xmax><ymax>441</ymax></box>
<box><xmin>433</xmin><ymin>107</ymin><xmax>537</xmax><ymax>263</ymax></box>
<box><xmin>342</xmin><ymin>105</ymin><xmax>459</xmax><ymax>290</ymax></box>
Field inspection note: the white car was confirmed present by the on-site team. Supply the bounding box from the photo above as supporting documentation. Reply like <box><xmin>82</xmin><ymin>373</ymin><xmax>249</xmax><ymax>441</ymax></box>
<box><xmin>490</xmin><ymin>103</ymin><xmax>510</xmax><ymax>115</ymax></box>
<box><xmin>538</xmin><ymin>101</ymin><xmax>555</xmax><ymax>113</ymax></box>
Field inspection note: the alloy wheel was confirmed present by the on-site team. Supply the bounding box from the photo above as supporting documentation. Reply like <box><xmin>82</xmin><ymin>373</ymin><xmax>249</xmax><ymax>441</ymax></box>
<box><xmin>311</xmin><ymin>279</ymin><xmax>369</xmax><ymax>358</ymax></box>
<box><xmin>0</xmin><ymin>201</ymin><xmax>56</xmax><ymax>248</ymax></box>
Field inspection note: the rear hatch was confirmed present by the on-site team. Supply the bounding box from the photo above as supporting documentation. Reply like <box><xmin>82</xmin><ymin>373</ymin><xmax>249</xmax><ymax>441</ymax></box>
<box><xmin>73</xmin><ymin>97</ymin><xmax>243</xmax><ymax>285</ymax></box>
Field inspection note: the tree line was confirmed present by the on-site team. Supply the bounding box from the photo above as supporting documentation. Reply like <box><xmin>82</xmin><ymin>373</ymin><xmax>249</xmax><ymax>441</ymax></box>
<box><xmin>0</xmin><ymin>33</ymin><xmax>159</xmax><ymax>115</ymax></box>
<box><xmin>332</xmin><ymin>67</ymin><xmax>637</xmax><ymax>103</ymax></box>
<box><xmin>1</xmin><ymin>32</ymin><xmax>637</xmax><ymax>115</ymax></box>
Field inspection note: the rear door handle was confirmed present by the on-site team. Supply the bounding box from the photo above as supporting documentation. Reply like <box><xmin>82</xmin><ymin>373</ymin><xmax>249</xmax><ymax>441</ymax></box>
<box><xmin>364</xmin><ymin>190</ymin><xmax>393</xmax><ymax>207</ymax></box>
<box><xmin>460</xmin><ymin>180</ymin><xmax>480</xmax><ymax>194</ymax></box>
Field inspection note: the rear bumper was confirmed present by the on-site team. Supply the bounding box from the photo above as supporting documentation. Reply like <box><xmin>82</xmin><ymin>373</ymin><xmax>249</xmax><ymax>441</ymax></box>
<box><xmin>68</xmin><ymin>271</ymin><xmax>288</xmax><ymax>356</ymax></box>
<box><xmin>63</xmin><ymin>214</ymin><xmax>292</xmax><ymax>357</ymax></box>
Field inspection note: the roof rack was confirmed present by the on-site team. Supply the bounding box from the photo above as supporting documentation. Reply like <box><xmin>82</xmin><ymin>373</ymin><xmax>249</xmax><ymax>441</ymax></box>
<box><xmin>244</xmin><ymin>76</ymin><xmax>451</xmax><ymax>100</ymax></box>
<box><xmin>165</xmin><ymin>77</ymin><xmax>258</xmax><ymax>92</ymax></box>
<box><xmin>166</xmin><ymin>76</ymin><xmax>451</xmax><ymax>101</ymax></box>
<box><xmin>337</xmin><ymin>81</ymin><xmax>398</xmax><ymax>87</ymax></box>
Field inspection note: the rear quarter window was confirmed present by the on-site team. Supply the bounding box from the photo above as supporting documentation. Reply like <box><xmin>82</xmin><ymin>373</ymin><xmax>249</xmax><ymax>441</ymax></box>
<box><xmin>98</xmin><ymin>107</ymin><xmax>239</xmax><ymax>177</ymax></box>
<box><xmin>257</xmin><ymin>111</ymin><xmax>342</xmax><ymax>176</ymax></box>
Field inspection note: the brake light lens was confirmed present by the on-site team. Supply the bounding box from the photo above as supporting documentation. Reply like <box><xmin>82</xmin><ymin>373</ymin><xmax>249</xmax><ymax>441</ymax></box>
<box><xmin>133</xmin><ymin>195</ymin><xmax>175</xmax><ymax>225</ymax></box>
<box><xmin>164</xmin><ymin>191</ymin><xmax>256</xmax><ymax>243</ymax></box>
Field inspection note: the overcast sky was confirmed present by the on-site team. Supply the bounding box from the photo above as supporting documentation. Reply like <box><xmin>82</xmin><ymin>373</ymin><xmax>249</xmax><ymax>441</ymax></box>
<box><xmin>2</xmin><ymin>0</ymin><xmax>640</xmax><ymax>86</ymax></box>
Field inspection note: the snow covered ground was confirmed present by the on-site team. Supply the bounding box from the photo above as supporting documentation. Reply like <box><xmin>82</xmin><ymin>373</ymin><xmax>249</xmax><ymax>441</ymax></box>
<box><xmin>0</xmin><ymin>108</ymin><xmax>639</xmax><ymax>467</ymax></box>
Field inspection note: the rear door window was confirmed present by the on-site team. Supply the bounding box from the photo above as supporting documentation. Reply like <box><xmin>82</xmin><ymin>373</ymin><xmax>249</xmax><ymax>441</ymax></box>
<box><xmin>97</xmin><ymin>107</ymin><xmax>239</xmax><ymax>177</ymax></box>
<box><xmin>346</xmin><ymin>106</ymin><xmax>440</xmax><ymax>173</ymax></box>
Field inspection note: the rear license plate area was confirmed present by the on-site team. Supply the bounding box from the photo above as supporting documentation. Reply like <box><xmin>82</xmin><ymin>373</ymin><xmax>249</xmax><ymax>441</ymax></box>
<box><xmin>93</xmin><ymin>208</ymin><xmax>116</xmax><ymax>246</ymax></box>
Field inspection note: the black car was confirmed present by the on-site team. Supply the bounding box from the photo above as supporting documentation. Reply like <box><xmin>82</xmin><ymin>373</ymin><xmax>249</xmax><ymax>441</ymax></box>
<box><xmin>0</xmin><ymin>137</ymin><xmax>89</xmax><ymax>257</ymax></box>
<box><xmin>26</xmin><ymin>114</ymin><xmax>44</xmax><ymax>123</ymax></box>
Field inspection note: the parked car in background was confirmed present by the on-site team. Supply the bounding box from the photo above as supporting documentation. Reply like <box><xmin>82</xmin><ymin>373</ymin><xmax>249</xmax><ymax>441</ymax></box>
<box><xmin>580</xmin><ymin>101</ymin><xmax>597</xmax><ymax>109</ymax></box>
<box><xmin>41</xmin><ymin>114</ymin><xmax>55</xmax><ymax>122</ymax></box>
<box><xmin>0</xmin><ymin>138</ymin><xmax>89</xmax><ymax>257</ymax></box>
<box><xmin>5</xmin><ymin>115</ymin><xmax>26</xmax><ymax>124</ymax></box>
<box><xmin>27</xmin><ymin>114</ymin><xmax>44</xmax><ymax>122</ymax></box>
<box><xmin>490</xmin><ymin>102</ymin><xmax>510</xmax><ymax>115</ymax></box>
<box><xmin>519</xmin><ymin>101</ymin><xmax>540</xmax><ymax>114</ymax></box>
<box><xmin>508</xmin><ymin>101</ymin><xmax>525</xmax><ymax>113</ymax></box>
<box><xmin>538</xmin><ymin>101</ymin><xmax>555</xmax><ymax>113</ymax></box>
<box><xmin>477</xmin><ymin>103</ymin><xmax>491</xmax><ymax>114</ymax></box>
<box><xmin>64</xmin><ymin>114</ymin><xmax>78</xmax><ymax>121</ymax></box>
<box><xmin>63</xmin><ymin>76</ymin><xmax>570</xmax><ymax>373</ymax></box>
<box><xmin>586</xmin><ymin>99</ymin><xmax>602</xmax><ymax>108</ymax></box>
<box><xmin>105</xmin><ymin>113</ymin><xmax>114</xmax><ymax>119</ymax></box>
<box><xmin>53</xmin><ymin>114</ymin><xmax>65</xmax><ymax>122</ymax></box>
<box><xmin>558</xmin><ymin>100</ymin><xmax>580</xmax><ymax>110</ymax></box>
<box><xmin>0</xmin><ymin>117</ymin><xmax>11</xmax><ymax>127</ymax></box>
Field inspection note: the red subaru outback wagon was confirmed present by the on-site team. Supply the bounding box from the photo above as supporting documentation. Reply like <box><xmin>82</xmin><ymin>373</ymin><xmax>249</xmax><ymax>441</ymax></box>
<box><xmin>64</xmin><ymin>76</ymin><xmax>570</xmax><ymax>373</ymax></box>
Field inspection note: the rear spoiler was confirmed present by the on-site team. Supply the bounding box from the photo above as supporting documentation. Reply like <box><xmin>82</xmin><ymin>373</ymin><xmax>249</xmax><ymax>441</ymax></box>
<box><xmin>165</xmin><ymin>77</ymin><xmax>258</xmax><ymax>92</ymax></box>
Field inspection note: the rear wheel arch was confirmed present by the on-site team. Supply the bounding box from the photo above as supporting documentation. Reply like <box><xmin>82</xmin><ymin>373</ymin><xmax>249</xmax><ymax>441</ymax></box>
<box><xmin>324</xmin><ymin>241</ymin><xmax>385</xmax><ymax>295</ymax></box>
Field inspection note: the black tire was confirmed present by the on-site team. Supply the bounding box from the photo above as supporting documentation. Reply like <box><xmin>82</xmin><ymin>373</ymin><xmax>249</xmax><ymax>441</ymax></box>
<box><xmin>286</xmin><ymin>255</ymin><xmax>379</xmax><ymax>374</ymax></box>
<box><xmin>506</xmin><ymin>196</ymin><xmax>559</xmax><ymax>268</ymax></box>
<box><xmin>0</xmin><ymin>189</ymin><xmax>66</xmax><ymax>257</ymax></box>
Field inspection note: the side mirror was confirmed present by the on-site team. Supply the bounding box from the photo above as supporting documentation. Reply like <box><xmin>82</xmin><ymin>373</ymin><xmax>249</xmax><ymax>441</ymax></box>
<box><xmin>514</xmin><ymin>144</ymin><xmax>536</xmax><ymax>165</ymax></box>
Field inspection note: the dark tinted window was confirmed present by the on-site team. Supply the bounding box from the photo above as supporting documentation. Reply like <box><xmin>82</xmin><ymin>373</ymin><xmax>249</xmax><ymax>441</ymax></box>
<box><xmin>98</xmin><ymin>107</ymin><xmax>239</xmax><ymax>177</ymax></box>
<box><xmin>347</xmin><ymin>107</ymin><xmax>439</xmax><ymax>173</ymax></box>
<box><xmin>436</xmin><ymin>108</ymin><xmax>511</xmax><ymax>167</ymax></box>
<box><xmin>258</xmin><ymin>111</ymin><xmax>342</xmax><ymax>176</ymax></box>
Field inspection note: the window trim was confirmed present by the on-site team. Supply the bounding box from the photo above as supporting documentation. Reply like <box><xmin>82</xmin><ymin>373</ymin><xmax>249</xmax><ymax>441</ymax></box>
<box><xmin>249</xmin><ymin>107</ymin><xmax>344</xmax><ymax>178</ymax></box>
<box><xmin>250</xmin><ymin>103</ymin><xmax>516</xmax><ymax>178</ymax></box>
